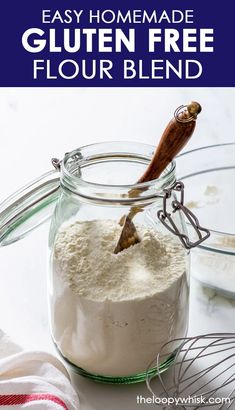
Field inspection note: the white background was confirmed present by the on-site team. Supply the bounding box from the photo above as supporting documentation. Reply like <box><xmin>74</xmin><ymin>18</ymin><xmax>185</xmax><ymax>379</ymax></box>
<box><xmin>0</xmin><ymin>88</ymin><xmax>234</xmax><ymax>409</ymax></box>
<box><xmin>1</xmin><ymin>88</ymin><xmax>234</xmax><ymax>197</ymax></box>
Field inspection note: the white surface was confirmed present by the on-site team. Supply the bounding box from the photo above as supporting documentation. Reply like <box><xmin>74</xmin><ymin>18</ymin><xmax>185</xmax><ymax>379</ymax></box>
<box><xmin>0</xmin><ymin>88</ymin><xmax>235</xmax><ymax>409</ymax></box>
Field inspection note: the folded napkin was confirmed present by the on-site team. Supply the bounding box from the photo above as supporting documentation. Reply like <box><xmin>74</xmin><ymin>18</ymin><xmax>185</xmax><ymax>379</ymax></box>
<box><xmin>0</xmin><ymin>330</ymin><xmax>80</xmax><ymax>409</ymax></box>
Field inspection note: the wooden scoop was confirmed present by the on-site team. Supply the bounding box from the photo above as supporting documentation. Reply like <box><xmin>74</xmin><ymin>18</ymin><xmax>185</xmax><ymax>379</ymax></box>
<box><xmin>114</xmin><ymin>101</ymin><xmax>202</xmax><ymax>254</ymax></box>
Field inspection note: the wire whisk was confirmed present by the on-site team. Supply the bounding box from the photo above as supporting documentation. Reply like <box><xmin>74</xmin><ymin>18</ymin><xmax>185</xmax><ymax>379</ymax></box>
<box><xmin>146</xmin><ymin>333</ymin><xmax>235</xmax><ymax>409</ymax></box>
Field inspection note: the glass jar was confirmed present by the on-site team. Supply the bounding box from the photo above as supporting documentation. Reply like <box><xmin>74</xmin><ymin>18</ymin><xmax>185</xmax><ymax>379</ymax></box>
<box><xmin>0</xmin><ymin>142</ymin><xmax>209</xmax><ymax>384</ymax></box>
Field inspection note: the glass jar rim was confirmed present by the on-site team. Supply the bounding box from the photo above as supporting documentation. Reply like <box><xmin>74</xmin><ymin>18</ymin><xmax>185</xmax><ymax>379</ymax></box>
<box><xmin>61</xmin><ymin>141</ymin><xmax>176</xmax><ymax>194</ymax></box>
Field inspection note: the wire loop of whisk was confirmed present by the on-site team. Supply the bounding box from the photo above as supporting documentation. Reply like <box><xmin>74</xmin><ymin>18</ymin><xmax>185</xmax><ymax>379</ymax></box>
<box><xmin>146</xmin><ymin>333</ymin><xmax>235</xmax><ymax>409</ymax></box>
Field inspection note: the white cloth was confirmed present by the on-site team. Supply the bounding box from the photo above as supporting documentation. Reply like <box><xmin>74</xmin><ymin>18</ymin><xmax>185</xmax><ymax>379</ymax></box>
<box><xmin>0</xmin><ymin>330</ymin><xmax>80</xmax><ymax>409</ymax></box>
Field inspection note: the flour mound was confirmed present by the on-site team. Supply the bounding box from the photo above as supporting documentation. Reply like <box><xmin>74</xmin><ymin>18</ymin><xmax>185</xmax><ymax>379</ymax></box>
<box><xmin>54</xmin><ymin>219</ymin><xmax>186</xmax><ymax>302</ymax></box>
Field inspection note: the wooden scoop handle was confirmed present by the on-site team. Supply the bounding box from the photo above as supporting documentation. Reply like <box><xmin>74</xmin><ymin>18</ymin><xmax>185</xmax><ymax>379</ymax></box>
<box><xmin>138</xmin><ymin>101</ymin><xmax>201</xmax><ymax>183</ymax></box>
<box><xmin>116</xmin><ymin>102</ymin><xmax>202</xmax><ymax>252</ymax></box>
<box><xmin>118</xmin><ymin>102</ymin><xmax>202</xmax><ymax>226</ymax></box>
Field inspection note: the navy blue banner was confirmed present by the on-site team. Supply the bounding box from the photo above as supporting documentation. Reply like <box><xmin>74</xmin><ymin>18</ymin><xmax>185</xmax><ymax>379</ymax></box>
<box><xmin>0</xmin><ymin>0</ymin><xmax>234</xmax><ymax>86</ymax></box>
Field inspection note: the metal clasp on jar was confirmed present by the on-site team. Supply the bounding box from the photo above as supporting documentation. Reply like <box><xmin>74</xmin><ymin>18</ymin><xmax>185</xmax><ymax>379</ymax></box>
<box><xmin>158</xmin><ymin>181</ymin><xmax>210</xmax><ymax>249</ymax></box>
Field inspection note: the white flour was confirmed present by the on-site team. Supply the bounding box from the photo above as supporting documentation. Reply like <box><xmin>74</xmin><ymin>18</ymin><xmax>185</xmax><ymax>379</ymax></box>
<box><xmin>50</xmin><ymin>219</ymin><xmax>189</xmax><ymax>377</ymax></box>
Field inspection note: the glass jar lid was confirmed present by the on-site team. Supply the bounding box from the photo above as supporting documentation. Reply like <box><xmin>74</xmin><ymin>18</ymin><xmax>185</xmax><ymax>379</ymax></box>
<box><xmin>0</xmin><ymin>169</ymin><xmax>60</xmax><ymax>246</ymax></box>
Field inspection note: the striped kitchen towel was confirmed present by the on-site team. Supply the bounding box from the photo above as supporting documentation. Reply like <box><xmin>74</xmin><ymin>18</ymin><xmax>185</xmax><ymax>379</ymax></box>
<box><xmin>0</xmin><ymin>330</ymin><xmax>80</xmax><ymax>409</ymax></box>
